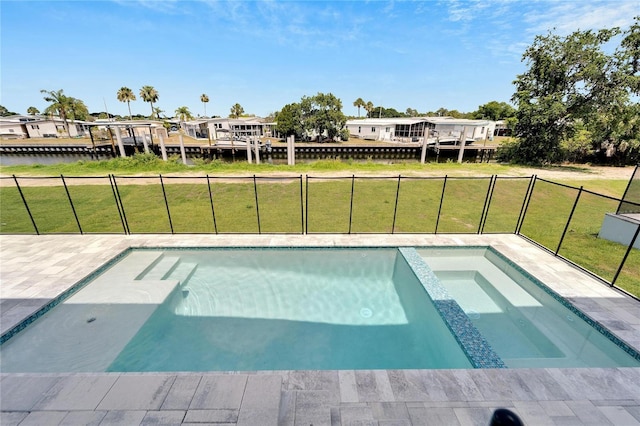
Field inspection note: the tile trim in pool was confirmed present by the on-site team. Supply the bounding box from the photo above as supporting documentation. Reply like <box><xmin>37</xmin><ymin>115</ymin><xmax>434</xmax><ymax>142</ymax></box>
<box><xmin>398</xmin><ymin>247</ymin><xmax>506</xmax><ymax>369</ymax></box>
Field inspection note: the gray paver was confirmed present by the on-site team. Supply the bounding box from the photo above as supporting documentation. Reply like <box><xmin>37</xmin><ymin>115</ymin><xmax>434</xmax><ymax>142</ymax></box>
<box><xmin>0</xmin><ymin>375</ymin><xmax>60</xmax><ymax>411</ymax></box>
<box><xmin>294</xmin><ymin>390</ymin><xmax>334</xmax><ymax>426</ymax></box>
<box><xmin>97</xmin><ymin>375</ymin><xmax>175</xmax><ymax>411</ymax></box>
<box><xmin>453</xmin><ymin>407</ymin><xmax>494</xmax><ymax>426</ymax></box>
<box><xmin>598</xmin><ymin>406</ymin><xmax>640</xmax><ymax>425</ymax></box>
<box><xmin>34</xmin><ymin>375</ymin><xmax>118</xmax><ymax>410</ymax></box>
<box><xmin>538</xmin><ymin>400</ymin><xmax>574</xmax><ymax>417</ymax></box>
<box><xmin>60</xmin><ymin>410</ymin><xmax>108</xmax><ymax>426</ymax></box>
<box><xmin>18</xmin><ymin>410</ymin><xmax>68</xmax><ymax>426</ymax></box>
<box><xmin>140</xmin><ymin>410</ymin><xmax>186</xmax><ymax>425</ymax></box>
<box><xmin>190</xmin><ymin>375</ymin><xmax>247</xmax><ymax>410</ymax></box>
<box><xmin>408</xmin><ymin>405</ymin><xmax>461</xmax><ymax>425</ymax></box>
<box><xmin>566</xmin><ymin>400</ymin><xmax>615</xmax><ymax>425</ymax></box>
<box><xmin>160</xmin><ymin>375</ymin><xmax>201</xmax><ymax>410</ymax></box>
<box><xmin>340</xmin><ymin>404</ymin><xmax>374</xmax><ymax>423</ymax></box>
<box><xmin>237</xmin><ymin>375</ymin><xmax>281</xmax><ymax>426</ymax></box>
<box><xmin>369</xmin><ymin>402</ymin><xmax>411</xmax><ymax>421</ymax></box>
<box><xmin>183</xmin><ymin>409</ymin><xmax>238</xmax><ymax>423</ymax></box>
<box><xmin>99</xmin><ymin>410</ymin><xmax>147</xmax><ymax>425</ymax></box>
<box><xmin>512</xmin><ymin>401</ymin><xmax>554</xmax><ymax>426</ymax></box>
<box><xmin>354</xmin><ymin>370</ymin><xmax>394</xmax><ymax>402</ymax></box>
<box><xmin>278</xmin><ymin>390</ymin><xmax>296</xmax><ymax>426</ymax></box>
<box><xmin>0</xmin><ymin>411</ymin><xmax>28</xmax><ymax>426</ymax></box>
<box><xmin>338</xmin><ymin>370</ymin><xmax>359</xmax><ymax>403</ymax></box>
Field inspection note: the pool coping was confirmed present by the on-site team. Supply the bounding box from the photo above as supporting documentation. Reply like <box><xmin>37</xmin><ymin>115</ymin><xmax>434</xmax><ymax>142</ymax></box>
<box><xmin>1</xmin><ymin>234</ymin><xmax>639</xmax><ymax>425</ymax></box>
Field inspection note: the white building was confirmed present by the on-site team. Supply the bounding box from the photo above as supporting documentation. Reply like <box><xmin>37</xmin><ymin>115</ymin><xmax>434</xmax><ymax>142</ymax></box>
<box><xmin>0</xmin><ymin>115</ymin><xmax>92</xmax><ymax>139</ymax></box>
<box><xmin>346</xmin><ymin>117</ymin><xmax>496</xmax><ymax>144</ymax></box>
<box><xmin>182</xmin><ymin>117</ymin><xmax>274</xmax><ymax>141</ymax></box>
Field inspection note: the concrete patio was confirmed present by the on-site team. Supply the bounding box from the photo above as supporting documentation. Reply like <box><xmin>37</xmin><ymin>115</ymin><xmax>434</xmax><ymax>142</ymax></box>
<box><xmin>1</xmin><ymin>234</ymin><xmax>639</xmax><ymax>425</ymax></box>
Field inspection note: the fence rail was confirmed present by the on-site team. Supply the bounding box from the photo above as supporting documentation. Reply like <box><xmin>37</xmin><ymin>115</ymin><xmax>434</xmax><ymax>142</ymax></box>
<box><xmin>1</xmin><ymin>171</ymin><xmax>639</xmax><ymax>298</ymax></box>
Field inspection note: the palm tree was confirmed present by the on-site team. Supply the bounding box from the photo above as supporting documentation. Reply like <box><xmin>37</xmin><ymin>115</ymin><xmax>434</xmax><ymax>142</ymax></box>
<box><xmin>117</xmin><ymin>87</ymin><xmax>136</xmax><ymax>120</ymax></box>
<box><xmin>200</xmin><ymin>94</ymin><xmax>210</xmax><ymax>117</ymax></box>
<box><xmin>365</xmin><ymin>101</ymin><xmax>374</xmax><ymax>118</ymax></box>
<box><xmin>139</xmin><ymin>85</ymin><xmax>159</xmax><ymax>119</ymax></box>
<box><xmin>153</xmin><ymin>107</ymin><xmax>165</xmax><ymax>119</ymax></box>
<box><xmin>175</xmin><ymin>106</ymin><xmax>193</xmax><ymax>122</ymax></box>
<box><xmin>229</xmin><ymin>103</ymin><xmax>244</xmax><ymax>118</ymax></box>
<box><xmin>41</xmin><ymin>89</ymin><xmax>71</xmax><ymax>136</ymax></box>
<box><xmin>27</xmin><ymin>106</ymin><xmax>39</xmax><ymax>115</ymax></box>
<box><xmin>353</xmin><ymin>98</ymin><xmax>365</xmax><ymax>118</ymax></box>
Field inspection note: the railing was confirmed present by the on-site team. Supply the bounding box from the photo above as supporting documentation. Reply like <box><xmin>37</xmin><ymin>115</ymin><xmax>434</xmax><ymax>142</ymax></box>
<box><xmin>1</xmin><ymin>172</ymin><xmax>638</xmax><ymax>298</ymax></box>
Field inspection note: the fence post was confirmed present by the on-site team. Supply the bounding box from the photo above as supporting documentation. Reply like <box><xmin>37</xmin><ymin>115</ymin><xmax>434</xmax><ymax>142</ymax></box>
<box><xmin>299</xmin><ymin>175</ymin><xmax>304</xmax><ymax>235</ymax></box>
<box><xmin>391</xmin><ymin>175</ymin><xmax>401</xmax><ymax>234</ymax></box>
<box><xmin>60</xmin><ymin>175</ymin><xmax>83</xmax><ymax>235</ymax></box>
<box><xmin>12</xmin><ymin>175</ymin><xmax>39</xmax><ymax>235</ymax></box>
<box><xmin>111</xmin><ymin>175</ymin><xmax>130</xmax><ymax>234</ymax></box>
<box><xmin>206</xmin><ymin>175</ymin><xmax>218</xmax><ymax>234</ymax></box>
<box><xmin>253</xmin><ymin>175</ymin><xmax>261</xmax><ymax>234</ymax></box>
<box><xmin>516</xmin><ymin>175</ymin><xmax>537</xmax><ymax>234</ymax></box>
<box><xmin>108</xmin><ymin>174</ymin><xmax>128</xmax><ymax>234</ymax></box>
<box><xmin>478</xmin><ymin>175</ymin><xmax>496</xmax><ymax>234</ymax></box>
<box><xmin>435</xmin><ymin>176</ymin><xmax>447</xmax><ymax>234</ymax></box>
<box><xmin>305</xmin><ymin>175</ymin><xmax>309</xmax><ymax>234</ymax></box>
<box><xmin>611</xmin><ymin>223</ymin><xmax>639</xmax><ymax>286</ymax></box>
<box><xmin>159</xmin><ymin>174</ymin><xmax>174</xmax><ymax>234</ymax></box>
<box><xmin>348</xmin><ymin>175</ymin><xmax>355</xmax><ymax>234</ymax></box>
<box><xmin>555</xmin><ymin>186</ymin><xmax>583</xmax><ymax>255</ymax></box>
<box><xmin>616</xmin><ymin>164</ymin><xmax>638</xmax><ymax>214</ymax></box>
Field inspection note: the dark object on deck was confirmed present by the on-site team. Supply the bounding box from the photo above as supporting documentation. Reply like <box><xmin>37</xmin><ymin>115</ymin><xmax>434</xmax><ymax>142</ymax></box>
<box><xmin>490</xmin><ymin>408</ymin><xmax>524</xmax><ymax>426</ymax></box>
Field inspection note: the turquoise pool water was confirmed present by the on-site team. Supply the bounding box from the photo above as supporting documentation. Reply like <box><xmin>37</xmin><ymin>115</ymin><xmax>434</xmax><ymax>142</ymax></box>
<box><xmin>1</xmin><ymin>246</ymin><xmax>638</xmax><ymax>372</ymax></box>
<box><xmin>419</xmin><ymin>247</ymin><xmax>640</xmax><ymax>368</ymax></box>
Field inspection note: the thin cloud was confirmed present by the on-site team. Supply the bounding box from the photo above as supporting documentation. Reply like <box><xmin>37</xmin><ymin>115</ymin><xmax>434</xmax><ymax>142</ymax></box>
<box><xmin>523</xmin><ymin>1</ymin><xmax>638</xmax><ymax>35</ymax></box>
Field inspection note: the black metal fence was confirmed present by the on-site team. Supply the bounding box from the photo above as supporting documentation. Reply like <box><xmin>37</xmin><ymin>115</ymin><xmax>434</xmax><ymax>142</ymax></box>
<box><xmin>1</xmin><ymin>170</ymin><xmax>638</xmax><ymax>297</ymax></box>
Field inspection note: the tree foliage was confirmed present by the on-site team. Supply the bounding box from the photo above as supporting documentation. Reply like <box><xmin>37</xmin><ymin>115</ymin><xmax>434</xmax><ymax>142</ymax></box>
<box><xmin>175</xmin><ymin>106</ymin><xmax>193</xmax><ymax>122</ymax></box>
<box><xmin>300</xmin><ymin>92</ymin><xmax>346</xmax><ymax>141</ymax></box>
<box><xmin>27</xmin><ymin>106</ymin><xmax>39</xmax><ymax>115</ymax></box>
<box><xmin>0</xmin><ymin>105</ymin><xmax>17</xmax><ymax>116</ymax></box>
<box><xmin>139</xmin><ymin>85</ymin><xmax>159</xmax><ymax>119</ymax></box>
<box><xmin>229</xmin><ymin>103</ymin><xmax>244</xmax><ymax>118</ymax></box>
<box><xmin>275</xmin><ymin>103</ymin><xmax>304</xmax><ymax>137</ymax></box>
<box><xmin>353</xmin><ymin>98</ymin><xmax>365</xmax><ymax>117</ymax></box>
<box><xmin>200</xmin><ymin>94</ymin><xmax>209</xmax><ymax>117</ymax></box>
<box><xmin>510</xmin><ymin>17</ymin><xmax>640</xmax><ymax>165</ymax></box>
<box><xmin>41</xmin><ymin>89</ymin><xmax>72</xmax><ymax>136</ymax></box>
<box><xmin>117</xmin><ymin>87</ymin><xmax>136</xmax><ymax>120</ymax></box>
<box><xmin>472</xmin><ymin>101</ymin><xmax>515</xmax><ymax>121</ymax></box>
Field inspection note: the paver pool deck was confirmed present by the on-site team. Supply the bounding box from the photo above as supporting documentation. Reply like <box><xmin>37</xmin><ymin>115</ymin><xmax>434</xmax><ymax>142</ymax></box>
<box><xmin>1</xmin><ymin>234</ymin><xmax>639</xmax><ymax>425</ymax></box>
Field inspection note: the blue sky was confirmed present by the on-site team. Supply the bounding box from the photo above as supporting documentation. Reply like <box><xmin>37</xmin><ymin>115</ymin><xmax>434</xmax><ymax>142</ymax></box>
<box><xmin>1</xmin><ymin>0</ymin><xmax>638</xmax><ymax>119</ymax></box>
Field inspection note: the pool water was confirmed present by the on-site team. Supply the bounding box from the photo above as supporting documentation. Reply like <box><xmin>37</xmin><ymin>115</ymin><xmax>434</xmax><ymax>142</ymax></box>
<box><xmin>419</xmin><ymin>247</ymin><xmax>640</xmax><ymax>368</ymax></box>
<box><xmin>1</xmin><ymin>246</ymin><xmax>638</xmax><ymax>372</ymax></box>
<box><xmin>0</xmin><ymin>248</ymin><xmax>472</xmax><ymax>372</ymax></box>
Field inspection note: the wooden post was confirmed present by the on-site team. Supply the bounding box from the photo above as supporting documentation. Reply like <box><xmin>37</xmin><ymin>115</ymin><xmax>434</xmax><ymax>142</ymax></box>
<box><xmin>246</xmin><ymin>133</ymin><xmax>253</xmax><ymax>164</ymax></box>
<box><xmin>158</xmin><ymin>134</ymin><xmax>168</xmax><ymax>161</ymax></box>
<box><xmin>179</xmin><ymin>134</ymin><xmax>187</xmax><ymax>165</ymax></box>
<box><xmin>254</xmin><ymin>131</ymin><xmax>260</xmax><ymax>165</ymax></box>
<box><xmin>141</xmin><ymin>128</ymin><xmax>150</xmax><ymax>154</ymax></box>
<box><xmin>457</xmin><ymin>126</ymin><xmax>467</xmax><ymax>164</ymax></box>
<box><xmin>420</xmin><ymin>124</ymin><xmax>428</xmax><ymax>164</ymax></box>
<box><xmin>114</xmin><ymin>126</ymin><xmax>126</xmax><ymax>158</ymax></box>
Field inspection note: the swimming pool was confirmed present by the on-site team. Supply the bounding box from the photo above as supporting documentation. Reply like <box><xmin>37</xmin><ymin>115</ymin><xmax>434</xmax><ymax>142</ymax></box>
<box><xmin>1</xmin><ymin>246</ymin><xmax>638</xmax><ymax>372</ymax></box>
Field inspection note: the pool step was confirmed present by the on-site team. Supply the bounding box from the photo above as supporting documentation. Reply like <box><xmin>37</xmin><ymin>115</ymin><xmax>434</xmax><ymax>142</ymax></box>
<box><xmin>169</xmin><ymin>261</ymin><xmax>198</xmax><ymax>285</ymax></box>
<box><xmin>136</xmin><ymin>255</ymin><xmax>181</xmax><ymax>281</ymax></box>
